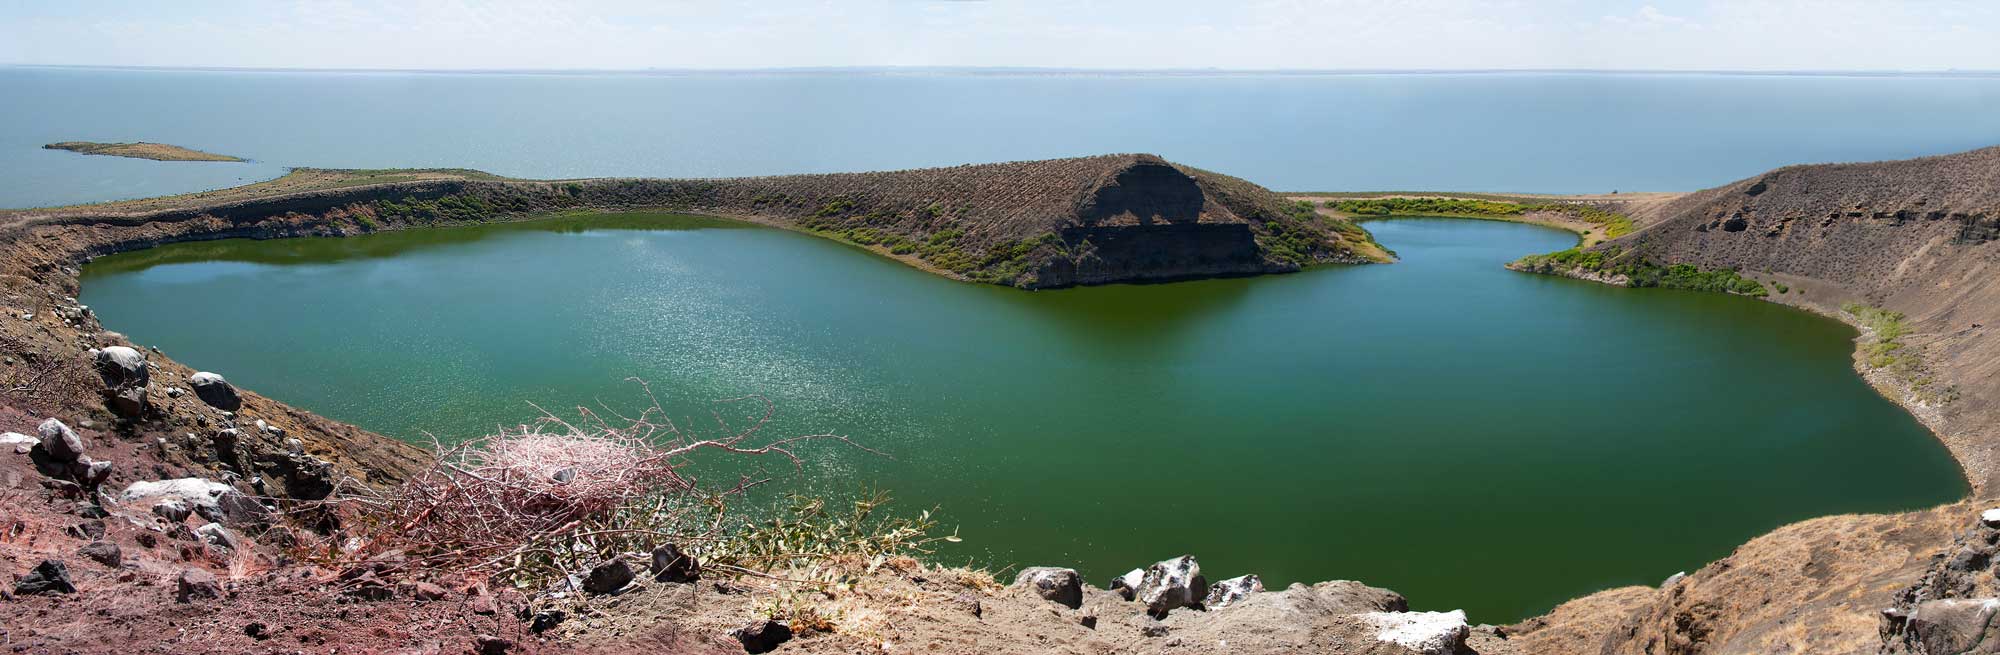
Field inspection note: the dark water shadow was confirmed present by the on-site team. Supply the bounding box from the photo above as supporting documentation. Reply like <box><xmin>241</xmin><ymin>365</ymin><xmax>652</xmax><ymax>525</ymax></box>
<box><xmin>81</xmin><ymin>212</ymin><xmax>751</xmax><ymax>278</ymax></box>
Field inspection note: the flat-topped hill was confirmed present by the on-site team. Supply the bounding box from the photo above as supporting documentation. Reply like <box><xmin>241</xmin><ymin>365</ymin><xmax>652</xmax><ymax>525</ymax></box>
<box><xmin>3</xmin><ymin>154</ymin><xmax>1387</xmax><ymax>289</ymax></box>
<box><xmin>43</xmin><ymin>141</ymin><xmax>244</xmax><ymax>162</ymax></box>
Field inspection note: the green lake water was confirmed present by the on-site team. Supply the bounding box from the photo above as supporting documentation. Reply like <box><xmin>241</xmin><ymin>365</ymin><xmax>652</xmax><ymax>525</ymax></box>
<box><xmin>78</xmin><ymin>214</ymin><xmax>1966</xmax><ymax>621</ymax></box>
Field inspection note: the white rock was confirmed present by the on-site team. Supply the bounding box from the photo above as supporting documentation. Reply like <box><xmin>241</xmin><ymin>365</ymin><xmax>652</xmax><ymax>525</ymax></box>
<box><xmin>1662</xmin><ymin>571</ymin><xmax>1687</xmax><ymax>588</ymax></box>
<box><xmin>1136</xmin><ymin>555</ymin><xmax>1206</xmax><ymax>617</ymax></box>
<box><xmin>1359</xmin><ymin>610</ymin><xmax>1470</xmax><ymax>655</ymax></box>
<box><xmin>0</xmin><ymin>431</ymin><xmax>39</xmax><ymax>454</ymax></box>
<box><xmin>120</xmin><ymin>478</ymin><xmax>234</xmax><ymax>509</ymax></box>
<box><xmin>1203</xmin><ymin>574</ymin><xmax>1264</xmax><ymax>609</ymax></box>
<box><xmin>1109</xmin><ymin>568</ymin><xmax>1145</xmax><ymax>600</ymax></box>
<box><xmin>195</xmin><ymin>522</ymin><xmax>236</xmax><ymax>550</ymax></box>
<box><xmin>1980</xmin><ymin>508</ymin><xmax>2000</xmax><ymax>528</ymax></box>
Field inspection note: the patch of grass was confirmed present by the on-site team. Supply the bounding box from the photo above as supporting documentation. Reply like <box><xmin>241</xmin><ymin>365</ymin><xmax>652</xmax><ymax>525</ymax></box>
<box><xmin>707</xmin><ymin>489</ymin><xmax>960</xmax><ymax>589</ymax></box>
<box><xmin>1842</xmin><ymin>302</ymin><xmax>1956</xmax><ymax>404</ymax></box>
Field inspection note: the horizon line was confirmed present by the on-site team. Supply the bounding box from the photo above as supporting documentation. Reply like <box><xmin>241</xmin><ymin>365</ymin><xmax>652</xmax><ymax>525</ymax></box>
<box><xmin>7</xmin><ymin>63</ymin><xmax>2000</xmax><ymax>78</ymax></box>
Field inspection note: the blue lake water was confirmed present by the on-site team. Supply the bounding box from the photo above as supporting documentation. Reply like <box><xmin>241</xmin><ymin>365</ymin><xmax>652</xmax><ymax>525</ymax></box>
<box><xmin>5</xmin><ymin>67</ymin><xmax>2000</xmax><ymax>208</ymax></box>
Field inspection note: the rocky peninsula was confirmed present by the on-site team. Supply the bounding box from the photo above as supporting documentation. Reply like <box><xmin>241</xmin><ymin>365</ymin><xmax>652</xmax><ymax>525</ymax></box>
<box><xmin>43</xmin><ymin>141</ymin><xmax>245</xmax><ymax>162</ymax></box>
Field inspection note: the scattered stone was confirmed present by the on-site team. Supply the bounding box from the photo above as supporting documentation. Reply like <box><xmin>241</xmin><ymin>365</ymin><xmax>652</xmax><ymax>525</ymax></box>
<box><xmin>467</xmin><ymin>592</ymin><xmax>499</xmax><ymax>615</ymax></box>
<box><xmin>1136</xmin><ymin>555</ymin><xmax>1207</xmax><ymax>617</ymax></box>
<box><xmin>731</xmin><ymin>619</ymin><xmax>794</xmax><ymax>654</ymax></box>
<box><xmin>1013</xmin><ymin>566</ymin><xmax>1083</xmax><ymax>609</ymax></box>
<box><xmin>1202</xmin><ymin>574</ymin><xmax>1263</xmax><ymax>609</ymax></box>
<box><xmin>211</xmin><ymin>490</ymin><xmax>274</xmax><ymax>528</ymax></box>
<box><xmin>15</xmin><ymin>560</ymin><xmax>76</xmax><ymax>595</ymax></box>
<box><xmin>1079</xmin><ymin>609</ymin><xmax>1098</xmax><ymax>629</ymax></box>
<box><xmin>82</xmin><ymin>459</ymin><xmax>113</xmax><ymax>486</ymax></box>
<box><xmin>410</xmin><ymin>581</ymin><xmax>449</xmax><ymax>601</ymax></box>
<box><xmin>78</xmin><ymin>541</ymin><xmax>122</xmax><ymax>567</ymax></box>
<box><xmin>1359</xmin><ymin>609</ymin><xmax>1471</xmax><ymax>655</ymax></box>
<box><xmin>153</xmin><ymin>498</ymin><xmax>193</xmax><ymax>523</ymax></box>
<box><xmin>1140</xmin><ymin>623</ymin><xmax>1169</xmax><ymax>638</ymax></box>
<box><xmin>343</xmin><ymin>573</ymin><xmax>395</xmax><ymax>601</ymax></box>
<box><xmin>188</xmin><ymin>372</ymin><xmax>242</xmax><ymax>411</ymax></box>
<box><xmin>0</xmin><ymin>431</ymin><xmax>39</xmax><ymax>454</ymax></box>
<box><xmin>243</xmin><ymin>622</ymin><xmax>268</xmax><ymax>640</ymax></box>
<box><xmin>582</xmin><ymin>556</ymin><xmax>634</xmax><ymax>595</ymax></box>
<box><xmin>195</xmin><ymin>522</ymin><xmax>236</xmax><ymax>551</ymax></box>
<box><xmin>107</xmin><ymin>386</ymin><xmax>147</xmax><ymax>418</ymax></box>
<box><xmin>472</xmin><ymin>634</ymin><xmax>514</xmax><ymax>655</ymax></box>
<box><xmin>1948</xmin><ymin>545</ymin><xmax>1993</xmax><ymax>573</ymax></box>
<box><xmin>176</xmin><ymin>568</ymin><xmax>223</xmax><ymax>602</ymax></box>
<box><xmin>75</xmin><ymin>501</ymin><xmax>108</xmax><ymax>518</ymax></box>
<box><xmin>952</xmin><ymin>591</ymin><xmax>984</xmax><ymax>618</ymax></box>
<box><xmin>66</xmin><ymin>519</ymin><xmax>106</xmax><ymax>540</ymax></box>
<box><xmin>650</xmin><ymin>543</ymin><xmax>699</xmax><ymax>583</ymax></box>
<box><xmin>530</xmin><ymin>609</ymin><xmax>566</xmax><ymax>633</ymax></box>
<box><xmin>1109</xmin><ymin>567</ymin><xmax>1145</xmax><ymax>601</ymax></box>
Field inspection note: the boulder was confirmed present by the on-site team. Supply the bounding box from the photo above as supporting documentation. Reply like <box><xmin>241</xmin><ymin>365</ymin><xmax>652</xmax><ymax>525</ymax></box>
<box><xmin>210</xmin><ymin>490</ymin><xmax>274</xmax><ymax>528</ymax></box>
<box><xmin>94</xmin><ymin>347</ymin><xmax>150</xmax><ymax>417</ymax></box>
<box><xmin>1982</xmin><ymin>508</ymin><xmax>2000</xmax><ymax>529</ymax></box>
<box><xmin>15</xmin><ymin>560</ymin><xmax>76</xmax><ymax>595</ymax></box>
<box><xmin>582</xmin><ymin>556</ymin><xmax>634</xmax><ymax>595</ymax></box>
<box><xmin>122</xmin><ymin>478</ymin><xmax>233</xmax><ymax>513</ymax></box>
<box><xmin>188</xmin><ymin>372</ymin><xmax>242</xmax><ymax>411</ymax></box>
<box><xmin>649</xmin><ymin>543</ymin><xmax>699</xmax><ymax>583</ymax></box>
<box><xmin>93</xmin><ymin>346</ymin><xmax>148</xmax><ymax>389</ymax></box>
<box><xmin>1136</xmin><ymin>555</ymin><xmax>1207</xmax><ymax>617</ymax></box>
<box><xmin>731</xmin><ymin>619</ymin><xmax>794</xmax><ymax>654</ymax></box>
<box><xmin>1012</xmin><ymin>566</ymin><xmax>1083</xmax><ymax>609</ymax></box>
<box><xmin>37</xmin><ymin>418</ymin><xmax>85</xmax><ymax>462</ymax></box>
<box><xmin>1358</xmin><ymin>610</ymin><xmax>1470</xmax><ymax>655</ymax></box>
<box><xmin>78</xmin><ymin>541</ymin><xmax>122</xmax><ymax>567</ymax></box>
<box><xmin>1906</xmin><ymin>598</ymin><xmax>2000</xmax><ymax>655</ymax></box>
<box><xmin>1109</xmin><ymin>567</ymin><xmax>1145</xmax><ymax>601</ymax></box>
<box><xmin>107</xmin><ymin>386</ymin><xmax>147</xmax><ymax>418</ymax></box>
<box><xmin>1203</xmin><ymin>574</ymin><xmax>1263</xmax><ymax>609</ymax></box>
<box><xmin>82</xmin><ymin>459</ymin><xmax>113</xmax><ymax>487</ymax></box>
<box><xmin>176</xmin><ymin>568</ymin><xmax>223</xmax><ymax>602</ymax></box>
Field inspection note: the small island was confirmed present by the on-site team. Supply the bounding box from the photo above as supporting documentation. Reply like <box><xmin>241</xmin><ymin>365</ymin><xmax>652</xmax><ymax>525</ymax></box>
<box><xmin>43</xmin><ymin>141</ymin><xmax>244</xmax><ymax>162</ymax></box>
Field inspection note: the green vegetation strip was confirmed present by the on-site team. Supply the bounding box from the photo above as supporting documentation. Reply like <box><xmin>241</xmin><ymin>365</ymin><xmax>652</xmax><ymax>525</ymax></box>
<box><xmin>1841</xmin><ymin>302</ymin><xmax>1957</xmax><ymax>404</ymax></box>
<box><xmin>1514</xmin><ymin>246</ymin><xmax>1767</xmax><ymax>296</ymax></box>
<box><xmin>1330</xmin><ymin>198</ymin><xmax>1635</xmax><ymax>238</ymax></box>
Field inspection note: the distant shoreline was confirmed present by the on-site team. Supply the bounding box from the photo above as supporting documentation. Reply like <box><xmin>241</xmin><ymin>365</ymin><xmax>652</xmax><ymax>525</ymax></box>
<box><xmin>6</xmin><ymin>62</ymin><xmax>1999</xmax><ymax>79</ymax></box>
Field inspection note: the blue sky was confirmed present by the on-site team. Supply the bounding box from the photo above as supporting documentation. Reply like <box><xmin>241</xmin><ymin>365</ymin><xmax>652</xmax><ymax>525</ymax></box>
<box><xmin>1</xmin><ymin>1</ymin><xmax>1994</xmax><ymax>71</ymax></box>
